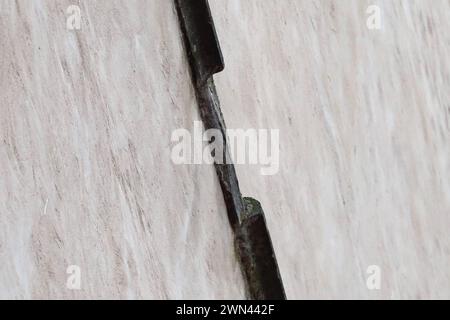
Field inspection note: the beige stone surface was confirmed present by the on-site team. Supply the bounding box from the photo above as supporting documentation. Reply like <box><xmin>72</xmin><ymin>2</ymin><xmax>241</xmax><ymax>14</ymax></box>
<box><xmin>210</xmin><ymin>0</ymin><xmax>450</xmax><ymax>299</ymax></box>
<box><xmin>1</xmin><ymin>0</ymin><xmax>449</xmax><ymax>300</ymax></box>
<box><xmin>0</xmin><ymin>0</ymin><xmax>245</xmax><ymax>299</ymax></box>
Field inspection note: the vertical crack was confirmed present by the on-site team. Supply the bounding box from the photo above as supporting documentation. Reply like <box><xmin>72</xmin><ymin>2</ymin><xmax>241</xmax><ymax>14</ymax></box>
<box><xmin>174</xmin><ymin>0</ymin><xmax>286</xmax><ymax>300</ymax></box>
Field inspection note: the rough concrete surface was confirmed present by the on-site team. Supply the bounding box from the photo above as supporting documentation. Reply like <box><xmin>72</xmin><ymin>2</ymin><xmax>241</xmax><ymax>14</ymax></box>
<box><xmin>1</xmin><ymin>0</ymin><xmax>449</xmax><ymax>299</ymax></box>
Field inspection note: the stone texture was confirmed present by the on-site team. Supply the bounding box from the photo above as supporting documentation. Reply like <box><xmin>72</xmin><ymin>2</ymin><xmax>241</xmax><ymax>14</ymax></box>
<box><xmin>0</xmin><ymin>0</ymin><xmax>245</xmax><ymax>299</ymax></box>
<box><xmin>210</xmin><ymin>0</ymin><xmax>450</xmax><ymax>299</ymax></box>
<box><xmin>1</xmin><ymin>0</ymin><xmax>449</xmax><ymax>300</ymax></box>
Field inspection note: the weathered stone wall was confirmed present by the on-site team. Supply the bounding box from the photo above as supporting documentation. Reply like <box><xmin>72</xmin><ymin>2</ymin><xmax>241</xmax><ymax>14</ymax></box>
<box><xmin>210</xmin><ymin>0</ymin><xmax>450</xmax><ymax>299</ymax></box>
<box><xmin>1</xmin><ymin>0</ymin><xmax>449</xmax><ymax>299</ymax></box>
<box><xmin>0</xmin><ymin>0</ymin><xmax>245</xmax><ymax>299</ymax></box>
